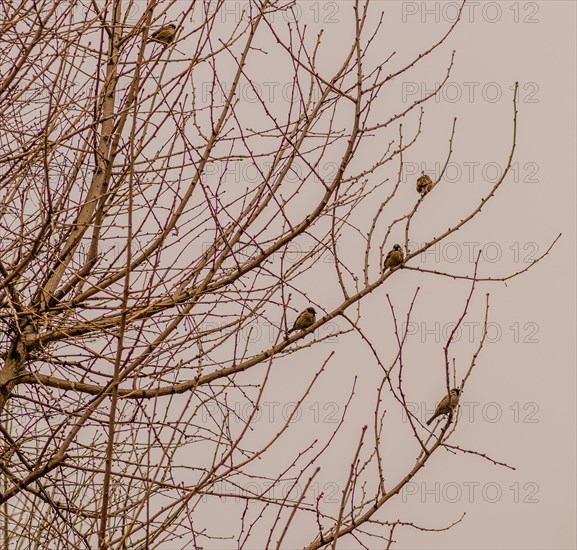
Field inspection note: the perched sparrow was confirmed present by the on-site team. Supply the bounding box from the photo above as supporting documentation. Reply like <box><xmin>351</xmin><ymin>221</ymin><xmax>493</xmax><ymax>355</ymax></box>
<box><xmin>148</xmin><ymin>23</ymin><xmax>177</xmax><ymax>45</ymax></box>
<box><xmin>416</xmin><ymin>172</ymin><xmax>434</xmax><ymax>196</ymax></box>
<box><xmin>426</xmin><ymin>388</ymin><xmax>461</xmax><ymax>425</ymax></box>
<box><xmin>288</xmin><ymin>307</ymin><xmax>317</xmax><ymax>333</ymax></box>
<box><xmin>384</xmin><ymin>244</ymin><xmax>404</xmax><ymax>271</ymax></box>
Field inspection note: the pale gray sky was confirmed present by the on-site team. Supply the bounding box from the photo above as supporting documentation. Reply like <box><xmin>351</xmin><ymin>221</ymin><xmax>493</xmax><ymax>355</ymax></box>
<box><xmin>146</xmin><ymin>1</ymin><xmax>577</xmax><ymax>548</ymax></box>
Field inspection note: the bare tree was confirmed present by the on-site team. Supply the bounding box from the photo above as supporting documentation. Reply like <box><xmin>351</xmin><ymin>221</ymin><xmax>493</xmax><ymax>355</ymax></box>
<box><xmin>0</xmin><ymin>1</ymin><xmax>558</xmax><ymax>549</ymax></box>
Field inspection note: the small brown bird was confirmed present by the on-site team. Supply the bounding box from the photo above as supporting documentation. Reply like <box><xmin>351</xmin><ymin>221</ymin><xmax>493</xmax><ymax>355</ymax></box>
<box><xmin>416</xmin><ymin>172</ymin><xmax>434</xmax><ymax>196</ymax></box>
<box><xmin>384</xmin><ymin>244</ymin><xmax>404</xmax><ymax>271</ymax></box>
<box><xmin>288</xmin><ymin>307</ymin><xmax>317</xmax><ymax>333</ymax></box>
<box><xmin>426</xmin><ymin>388</ymin><xmax>461</xmax><ymax>425</ymax></box>
<box><xmin>148</xmin><ymin>23</ymin><xmax>177</xmax><ymax>45</ymax></box>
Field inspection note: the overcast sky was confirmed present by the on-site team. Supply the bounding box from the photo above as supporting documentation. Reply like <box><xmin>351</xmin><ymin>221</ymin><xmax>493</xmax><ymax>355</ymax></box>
<box><xmin>143</xmin><ymin>1</ymin><xmax>577</xmax><ymax>548</ymax></box>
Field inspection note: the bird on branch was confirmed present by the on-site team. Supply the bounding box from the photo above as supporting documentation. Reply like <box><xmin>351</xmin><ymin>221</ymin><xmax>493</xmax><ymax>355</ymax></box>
<box><xmin>427</xmin><ymin>388</ymin><xmax>461</xmax><ymax>425</ymax></box>
<box><xmin>288</xmin><ymin>307</ymin><xmax>317</xmax><ymax>333</ymax></box>
<box><xmin>384</xmin><ymin>244</ymin><xmax>404</xmax><ymax>271</ymax></box>
<box><xmin>148</xmin><ymin>24</ymin><xmax>177</xmax><ymax>46</ymax></box>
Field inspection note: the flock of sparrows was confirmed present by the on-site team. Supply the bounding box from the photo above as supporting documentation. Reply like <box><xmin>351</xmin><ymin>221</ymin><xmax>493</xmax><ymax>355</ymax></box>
<box><xmin>144</xmin><ymin>26</ymin><xmax>454</xmax><ymax>429</ymax></box>
<box><xmin>145</xmin><ymin>22</ymin><xmax>455</xmax><ymax>425</ymax></box>
<box><xmin>142</xmin><ymin>33</ymin><xmax>448</xmax><ymax>425</ymax></box>
<box><xmin>146</xmin><ymin>24</ymin><xmax>456</xmax><ymax>427</ymax></box>
<box><xmin>287</xmin><ymin>171</ymin><xmax>457</xmax><ymax>427</ymax></box>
